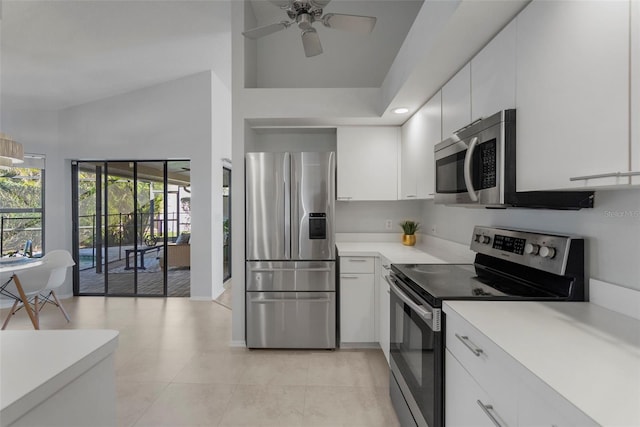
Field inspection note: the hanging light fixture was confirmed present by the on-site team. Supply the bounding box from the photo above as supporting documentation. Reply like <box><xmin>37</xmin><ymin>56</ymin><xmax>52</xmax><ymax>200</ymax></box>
<box><xmin>0</xmin><ymin>133</ymin><xmax>24</xmax><ymax>168</ymax></box>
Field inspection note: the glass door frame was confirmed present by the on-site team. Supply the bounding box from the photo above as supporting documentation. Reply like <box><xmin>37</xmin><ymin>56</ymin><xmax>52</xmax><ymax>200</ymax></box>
<box><xmin>72</xmin><ymin>159</ymin><xmax>187</xmax><ymax>297</ymax></box>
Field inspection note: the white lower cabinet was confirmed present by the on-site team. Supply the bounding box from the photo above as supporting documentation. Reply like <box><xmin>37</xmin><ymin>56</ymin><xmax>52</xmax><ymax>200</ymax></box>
<box><xmin>445</xmin><ymin>305</ymin><xmax>598</xmax><ymax>427</ymax></box>
<box><xmin>340</xmin><ymin>256</ymin><xmax>376</xmax><ymax>344</ymax></box>
<box><xmin>445</xmin><ymin>350</ymin><xmax>498</xmax><ymax>427</ymax></box>
<box><xmin>377</xmin><ymin>257</ymin><xmax>391</xmax><ymax>363</ymax></box>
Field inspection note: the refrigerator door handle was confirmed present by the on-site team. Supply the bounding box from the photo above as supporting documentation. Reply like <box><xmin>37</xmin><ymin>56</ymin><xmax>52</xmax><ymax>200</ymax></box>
<box><xmin>290</xmin><ymin>155</ymin><xmax>299</xmax><ymax>260</ymax></box>
<box><xmin>284</xmin><ymin>153</ymin><xmax>291</xmax><ymax>259</ymax></box>
<box><xmin>250</xmin><ymin>296</ymin><xmax>332</xmax><ymax>304</ymax></box>
<box><xmin>250</xmin><ymin>267</ymin><xmax>333</xmax><ymax>273</ymax></box>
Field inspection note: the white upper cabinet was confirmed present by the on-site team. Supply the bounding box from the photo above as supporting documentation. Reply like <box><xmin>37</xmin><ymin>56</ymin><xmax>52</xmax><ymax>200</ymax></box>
<box><xmin>515</xmin><ymin>0</ymin><xmax>630</xmax><ymax>190</ymax></box>
<box><xmin>442</xmin><ymin>64</ymin><xmax>471</xmax><ymax>138</ymax></box>
<box><xmin>471</xmin><ymin>20</ymin><xmax>517</xmax><ymax>122</ymax></box>
<box><xmin>337</xmin><ymin>126</ymin><xmax>400</xmax><ymax>201</ymax></box>
<box><xmin>400</xmin><ymin>91</ymin><xmax>442</xmax><ymax>199</ymax></box>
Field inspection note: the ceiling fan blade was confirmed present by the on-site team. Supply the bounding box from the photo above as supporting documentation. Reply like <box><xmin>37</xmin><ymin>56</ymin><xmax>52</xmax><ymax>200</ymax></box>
<box><xmin>242</xmin><ymin>21</ymin><xmax>291</xmax><ymax>39</ymax></box>
<box><xmin>268</xmin><ymin>0</ymin><xmax>292</xmax><ymax>9</ymax></box>
<box><xmin>301</xmin><ymin>28</ymin><xmax>323</xmax><ymax>57</ymax></box>
<box><xmin>309</xmin><ymin>0</ymin><xmax>331</xmax><ymax>8</ymax></box>
<box><xmin>321</xmin><ymin>13</ymin><xmax>376</xmax><ymax>33</ymax></box>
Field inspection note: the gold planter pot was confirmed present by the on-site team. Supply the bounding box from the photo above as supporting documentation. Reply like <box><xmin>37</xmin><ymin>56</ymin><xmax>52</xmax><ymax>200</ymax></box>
<box><xmin>402</xmin><ymin>234</ymin><xmax>416</xmax><ymax>246</ymax></box>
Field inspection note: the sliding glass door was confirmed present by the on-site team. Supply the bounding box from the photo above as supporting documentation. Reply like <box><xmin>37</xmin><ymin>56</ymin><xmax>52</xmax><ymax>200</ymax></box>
<box><xmin>73</xmin><ymin>160</ymin><xmax>190</xmax><ymax>297</ymax></box>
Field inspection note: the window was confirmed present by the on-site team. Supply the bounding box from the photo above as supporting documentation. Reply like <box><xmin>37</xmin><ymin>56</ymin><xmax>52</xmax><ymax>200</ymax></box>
<box><xmin>0</xmin><ymin>155</ymin><xmax>46</xmax><ymax>257</ymax></box>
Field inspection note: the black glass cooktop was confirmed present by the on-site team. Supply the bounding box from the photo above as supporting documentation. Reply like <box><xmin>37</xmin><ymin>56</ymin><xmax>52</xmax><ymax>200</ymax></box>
<box><xmin>391</xmin><ymin>262</ymin><xmax>569</xmax><ymax>308</ymax></box>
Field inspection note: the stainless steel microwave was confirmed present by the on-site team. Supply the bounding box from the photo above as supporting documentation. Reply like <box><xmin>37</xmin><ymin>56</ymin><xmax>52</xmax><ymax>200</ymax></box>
<box><xmin>434</xmin><ymin>110</ymin><xmax>594</xmax><ymax>209</ymax></box>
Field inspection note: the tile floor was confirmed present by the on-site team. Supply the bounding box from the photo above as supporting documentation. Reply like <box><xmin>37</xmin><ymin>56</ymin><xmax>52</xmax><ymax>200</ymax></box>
<box><xmin>1</xmin><ymin>296</ymin><xmax>399</xmax><ymax>427</ymax></box>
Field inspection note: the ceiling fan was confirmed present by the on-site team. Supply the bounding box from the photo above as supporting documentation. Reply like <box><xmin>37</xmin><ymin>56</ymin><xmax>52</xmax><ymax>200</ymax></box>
<box><xmin>242</xmin><ymin>0</ymin><xmax>377</xmax><ymax>57</ymax></box>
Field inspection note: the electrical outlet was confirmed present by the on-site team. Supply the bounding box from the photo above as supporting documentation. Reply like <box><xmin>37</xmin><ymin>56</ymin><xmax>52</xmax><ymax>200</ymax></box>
<box><xmin>385</xmin><ymin>220</ymin><xmax>393</xmax><ymax>230</ymax></box>
<box><xmin>431</xmin><ymin>225</ymin><xmax>437</xmax><ymax>235</ymax></box>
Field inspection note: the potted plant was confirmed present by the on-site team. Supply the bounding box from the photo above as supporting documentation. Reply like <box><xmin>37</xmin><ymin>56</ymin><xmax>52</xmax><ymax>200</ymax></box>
<box><xmin>399</xmin><ymin>220</ymin><xmax>420</xmax><ymax>246</ymax></box>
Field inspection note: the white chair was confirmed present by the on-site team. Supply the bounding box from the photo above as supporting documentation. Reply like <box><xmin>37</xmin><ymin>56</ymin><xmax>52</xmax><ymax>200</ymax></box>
<box><xmin>37</xmin><ymin>250</ymin><xmax>75</xmax><ymax>323</ymax></box>
<box><xmin>1</xmin><ymin>260</ymin><xmax>52</xmax><ymax>330</ymax></box>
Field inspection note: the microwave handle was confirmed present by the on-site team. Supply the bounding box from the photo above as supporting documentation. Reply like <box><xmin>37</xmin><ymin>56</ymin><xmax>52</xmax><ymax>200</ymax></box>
<box><xmin>463</xmin><ymin>137</ymin><xmax>479</xmax><ymax>202</ymax></box>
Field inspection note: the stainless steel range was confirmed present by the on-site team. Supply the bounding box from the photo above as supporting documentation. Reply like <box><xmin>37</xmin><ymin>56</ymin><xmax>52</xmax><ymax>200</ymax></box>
<box><xmin>388</xmin><ymin>226</ymin><xmax>586</xmax><ymax>427</ymax></box>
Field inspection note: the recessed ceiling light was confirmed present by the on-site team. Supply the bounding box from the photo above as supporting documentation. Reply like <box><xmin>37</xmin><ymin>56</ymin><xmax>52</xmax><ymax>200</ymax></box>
<box><xmin>393</xmin><ymin>107</ymin><xmax>409</xmax><ymax>114</ymax></box>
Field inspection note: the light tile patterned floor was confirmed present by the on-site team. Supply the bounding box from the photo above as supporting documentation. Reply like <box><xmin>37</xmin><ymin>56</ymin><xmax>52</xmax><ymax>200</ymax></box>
<box><xmin>0</xmin><ymin>297</ymin><xmax>399</xmax><ymax>427</ymax></box>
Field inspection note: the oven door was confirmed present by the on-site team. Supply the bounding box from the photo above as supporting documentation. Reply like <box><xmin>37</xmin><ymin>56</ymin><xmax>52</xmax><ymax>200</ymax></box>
<box><xmin>434</xmin><ymin>120</ymin><xmax>504</xmax><ymax>206</ymax></box>
<box><xmin>388</xmin><ymin>274</ymin><xmax>442</xmax><ymax>427</ymax></box>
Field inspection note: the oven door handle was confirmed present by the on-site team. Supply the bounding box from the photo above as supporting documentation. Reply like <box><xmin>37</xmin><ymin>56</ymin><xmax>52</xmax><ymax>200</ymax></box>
<box><xmin>386</xmin><ymin>276</ymin><xmax>433</xmax><ymax>321</ymax></box>
<box><xmin>463</xmin><ymin>136</ymin><xmax>479</xmax><ymax>202</ymax></box>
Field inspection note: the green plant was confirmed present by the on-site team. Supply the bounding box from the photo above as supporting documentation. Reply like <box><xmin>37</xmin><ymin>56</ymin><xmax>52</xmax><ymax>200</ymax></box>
<box><xmin>399</xmin><ymin>220</ymin><xmax>420</xmax><ymax>235</ymax></box>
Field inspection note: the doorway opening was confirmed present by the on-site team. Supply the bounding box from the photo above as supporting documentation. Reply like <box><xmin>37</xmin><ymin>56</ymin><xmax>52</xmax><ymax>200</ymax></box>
<box><xmin>72</xmin><ymin>160</ymin><xmax>191</xmax><ymax>297</ymax></box>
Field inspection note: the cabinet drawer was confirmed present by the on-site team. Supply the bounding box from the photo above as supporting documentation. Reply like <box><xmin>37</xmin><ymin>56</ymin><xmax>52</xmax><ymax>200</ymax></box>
<box><xmin>446</xmin><ymin>309</ymin><xmax>518</xmax><ymax>426</ymax></box>
<box><xmin>446</xmin><ymin>350</ymin><xmax>505</xmax><ymax>427</ymax></box>
<box><xmin>340</xmin><ymin>256</ymin><xmax>375</xmax><ymax>274</ymax></box>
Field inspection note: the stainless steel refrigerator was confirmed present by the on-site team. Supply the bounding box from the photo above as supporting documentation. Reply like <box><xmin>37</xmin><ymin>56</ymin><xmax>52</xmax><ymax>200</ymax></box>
<box><xmin>245</xmin><ymin>152</ymin><xmax>336</xmax><ymax>349</ymax></box>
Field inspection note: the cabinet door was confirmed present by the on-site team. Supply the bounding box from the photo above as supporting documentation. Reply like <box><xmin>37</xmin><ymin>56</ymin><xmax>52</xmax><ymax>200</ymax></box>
<box><xmin>516</xmin><ymin>0</ymin><xmax>630</xmax><ymax>190</ymax></box>
<box><xmin>442</xmin><ymin>63</ymin><xmax>471</xmax><ymax>137</ymax></box>
<box><xmin>400</xmin><ymin>116</ymin><xmax>419</xmax><ymax>200</ymax></box>
<box><xmin>337</xmin><ymin>126</ymin><xmax>399</xmax><ymax>201</ymax></box>
<box><xmin>419</xmin><ymin>91</ymin><xmax>441</xmax><ymax>198</ymax></box>
<box><xmin>445</xmin><ymin>351</ymin><xmax>496</xmax><ymax>427</ymax></box>
<box><xmin>471</xmin><ymin>20</ymin><xmax>516</xmax><ymax>122</ymax></box>
<box><xmin>378</xmin><ymin>269</ymin><xmax>390</xmax><ymax>363</ymax></box>
<box><xmin>632</xmin><ymin>0</ymin><xmax>640</xmax><ymax>185</ymax></box>
<box><xmin>340</xmin><ymin>273</ymin><xmax>375</xmax><ymax>343</ymax></box>
<box><xmin>400</xmin><ymin>91</ymin><xmax>441</xmax><ymax>200</ymax></box>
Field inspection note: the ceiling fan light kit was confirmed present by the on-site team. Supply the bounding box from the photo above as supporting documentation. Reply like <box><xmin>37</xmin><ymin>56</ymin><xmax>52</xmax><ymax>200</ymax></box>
<box><xmin>242</xmin><ymin>0</ymin><xmax>377</xmax><ymax>57</ymax></box>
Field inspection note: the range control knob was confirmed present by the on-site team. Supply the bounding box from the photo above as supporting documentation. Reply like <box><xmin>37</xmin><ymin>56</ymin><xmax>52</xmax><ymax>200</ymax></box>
<box><xmin>524</xmin><ymin>243</ymin><xmax>540</xmax><ymax>255</ymax></box>
<box><xmin>481</xmin><ymin>235</ymin><xmax>491</xmax><ymax>244</ymax></box>
<box><xmin>539</xmin><ymin>246</ymin><xmax>556</xmax><ymax>259</ymax></box>
<box><xmin>474</xmin><ymin>234</ymin><xmax>482</xmax><ymax>243</ymax></box>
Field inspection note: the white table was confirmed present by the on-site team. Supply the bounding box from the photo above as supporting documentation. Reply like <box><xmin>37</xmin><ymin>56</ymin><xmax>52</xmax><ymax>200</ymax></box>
<box><xmin>0</xmin><ymin>258</ymin><xmax>46</xmax><ymax>329</ymax></box>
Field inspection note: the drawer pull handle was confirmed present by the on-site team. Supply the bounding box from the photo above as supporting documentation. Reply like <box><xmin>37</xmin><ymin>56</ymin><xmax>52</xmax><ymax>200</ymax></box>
<box><xmin>477</xmin><ymin>400</ymin><xmax>506</xmax><ymax>427</ymax></box>
<box><xmin>455</xmin><ymin>333</ymin><xmax>483</xmax><ymax>356</ymax></box>
<box><xmin>341</xmin><ymin>276</ymin><xmax>359</xmax><ymax>279</ymax></box>
<box><xmin>348</xmin><ymin>259</ymin><xmax>367</xmax><ymax>262</ymax></box>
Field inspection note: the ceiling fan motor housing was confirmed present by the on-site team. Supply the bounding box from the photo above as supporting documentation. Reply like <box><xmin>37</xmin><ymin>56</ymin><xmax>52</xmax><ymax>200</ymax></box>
<box><xmin>286</xmin><ymin>0</ymin><xmax>326</xmax><ymax>20</ymax></box>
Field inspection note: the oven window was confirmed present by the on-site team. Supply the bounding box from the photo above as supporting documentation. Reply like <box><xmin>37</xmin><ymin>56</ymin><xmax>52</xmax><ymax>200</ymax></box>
<box><xmin>436</xmin><ymin>139</ymin><xmax>497</xmax><ymax>194</ymax></box>
<box><xmin>390</xmin><ymin>289</ymin><xmax>441</xmax><ymax>427</ymax></box>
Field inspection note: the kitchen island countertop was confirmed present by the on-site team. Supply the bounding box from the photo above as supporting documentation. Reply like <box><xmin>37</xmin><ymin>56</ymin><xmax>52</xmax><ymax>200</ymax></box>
<box><xmin>443</xmin><ymin>300</ymin><xmax>640</xmax><ymax>427</ymax></box>
<box><xmin>1</xmin><ymin>329</ymin><xmax>119</xmax><ymax>426</ymax></box>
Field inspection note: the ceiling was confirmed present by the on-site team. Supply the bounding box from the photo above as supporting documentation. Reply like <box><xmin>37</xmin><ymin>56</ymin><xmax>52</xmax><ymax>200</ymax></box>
<box><xmin>1</xmin><ymin>0</ymin><xmax>231</xmax><ymax>111</ymax></box>
<box><xmin>1</xmin><ymin>0</ymin><xmax>422</xmax><ymax>111</ymax></box>
<box><xmin>247</xmin><ymin>0</ymin><xmax>423</xmax><ymax>88</ymax></box>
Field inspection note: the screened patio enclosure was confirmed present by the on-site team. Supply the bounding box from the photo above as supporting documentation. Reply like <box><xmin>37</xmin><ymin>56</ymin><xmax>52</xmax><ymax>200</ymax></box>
<box><xmin>72</xmin><ymin>160</ymin><xmax>191</xmax><ymax>297</ymax></box>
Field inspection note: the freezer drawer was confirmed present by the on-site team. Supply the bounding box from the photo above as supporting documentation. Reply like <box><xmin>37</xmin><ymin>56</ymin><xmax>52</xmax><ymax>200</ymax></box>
<box><xmin>246</xmin><ymin>261</ymin><xmax>336</xmax><ymax>292</ymax></box>
<box><xmin>246</xmin><ymin>291</ymin><xmax>336</xmax><ymax>349</ymax></box>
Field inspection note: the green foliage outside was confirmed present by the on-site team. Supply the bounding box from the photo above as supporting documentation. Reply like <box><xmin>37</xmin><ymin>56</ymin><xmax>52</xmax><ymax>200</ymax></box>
<box><xmin>0</xmin><ymin>167</ymin><xmax>43</xmax><ymax>256</ymax></box>
<box><xmin>77</xmin><ymin>172</ymin><xmax>164</xmax><ymax>248</ymax></box>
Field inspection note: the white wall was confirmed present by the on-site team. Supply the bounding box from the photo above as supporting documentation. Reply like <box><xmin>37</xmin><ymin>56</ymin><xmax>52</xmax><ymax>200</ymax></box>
<box><xmin>336</xmin><ymin>200</ymin><xmax>422</xmax><ymax>234</ymax></box>
<box><xmin>0</xmin><ymin>109</ymin><xmax>72</xmax><ymax>283</ymax></box>
<box><xmin>53</xmin><ymin>71</ymin><xmax>225</xmax><ymax>300</ymax></box>
<box><xmin>3</xmin><ymin>72</ymin><xmax>231</xmax><ymax>300</ymax></box>
<box><xmin>421</xmin><ymin>190</ymin><xmax>640</xmax><ymax>291</ymax></box>
<box><xmin>246</xmin><ymin>128</ymin><xmax>336</xmax><ymax>153</ymax></box>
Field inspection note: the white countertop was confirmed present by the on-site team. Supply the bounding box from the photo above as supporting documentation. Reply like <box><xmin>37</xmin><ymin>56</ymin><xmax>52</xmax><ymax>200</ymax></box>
<box><xmin>443</xmin><ymin>301</ymin><xmax>640</xmax><ymax>427</ymax></box>
<box><xmin>0</xmin><ymin>329</ymin><xmax>119</xmax><ymax>426</ymax></box>
<box><xmin>336</xmin><ymin>234</ymin><xmax>475</xmax><ymax>264</ymax></box>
